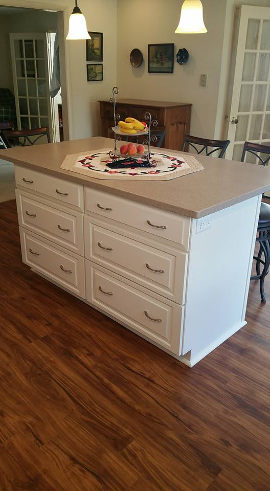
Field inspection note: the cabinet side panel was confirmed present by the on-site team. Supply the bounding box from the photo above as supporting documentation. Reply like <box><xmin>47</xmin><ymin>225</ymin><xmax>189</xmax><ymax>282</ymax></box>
<box><xmin>182</xmin><ymin>196</ymin><xmax>261</xmax><ymax>362</ymax></box>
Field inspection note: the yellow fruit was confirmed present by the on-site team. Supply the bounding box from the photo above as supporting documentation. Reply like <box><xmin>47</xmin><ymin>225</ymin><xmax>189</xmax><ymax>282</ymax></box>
<box><xmin>120</xmin><ymin>128</ymin><xmax>137</xmax><ymax>134</ymax></box>
<box><xmin>118</xmin><ymin>121</ymin><xmax>134</xmax><ymax>130</ymax></box>
<box><xmin>125</xmin><ymin>117</ymin><xmax>144</xmax><ymax>131</ymax></box>
<box><xmin>133</xmin><ymin>121</ymin><xmax>145</xmax><ymax>131</ymax></box>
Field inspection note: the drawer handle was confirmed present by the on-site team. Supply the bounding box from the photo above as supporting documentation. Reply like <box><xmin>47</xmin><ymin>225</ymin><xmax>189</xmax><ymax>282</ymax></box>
<box><xmin>29</xmin><ymin>248</ymin><xmax>40</xmax><ymax>256</ymax></box>
<box><xmin>60</xmin><ymin>264</ymin><xmax>72</xmax><ymax>274</ymax></box>
<box><xmin>26</xmin><ymin>210</ymin><xmax>37</xmax><ymax>218</ymax></box>
<box><xmin>146</xmin><ymin>220</ymin><xmax>166</xmax><ymax>230</ymax></box>
<box><xmin>97</xmin><ymin>203</ymin><xmax>112</xmax><ymax>211</ymax></box>
<box><xmin>144</xmin><ymin>311</ymin><xmax>162</xmax><ymax>323</ymax></box>
<box><xmin>146</xmin><ymin>263</ymin><xmax>165</xmax><ymax>274</ymax></box>
<box><xmin>98</xmin><ymin>241</ymin><xmax>113</xmax><ymax>252</ymax></box>
<box><xmin>23</xmin><ymin>177</ymin><xmax>34</xmax><ymax>184</ymax></box>
<box><xmin>56</xmin><ymin>189</ymin><xmax>69</xmax><ymax>196</ymax></box>
<box><xmin>99</xmin><ymin>285</ymin><xmax>113</xmax><ymax>296</ymax></box>
<box><xmin>57</xmin><ymin>225</ymin><xmax>70</xmax><ymax>233</ymax></box>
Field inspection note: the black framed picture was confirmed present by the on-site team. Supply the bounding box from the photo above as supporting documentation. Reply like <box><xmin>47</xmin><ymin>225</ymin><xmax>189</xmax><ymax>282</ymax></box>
<box><xmin>87</xmin><ymin>64</ymin><xmax>103</xmax><ymax>81</ymax></box>
<box><xmin>148</xmin><ymin>43</ymin><xmax>174</xmax><ymax>73</ymax></box>
<box><xmin>86</xmin><ymin>32</ymin><xmax>103</xmax><ymax>62</ymax></box>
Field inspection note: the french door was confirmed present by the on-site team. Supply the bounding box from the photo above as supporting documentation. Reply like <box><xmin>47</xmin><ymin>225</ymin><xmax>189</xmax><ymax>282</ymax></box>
<box><xmin>10</xmin><ymin>33</ymin><xmax>58</xmax><ymax>143</ymax></box>
<box><xmin>227</xmin><ymin>6</ymin><xmax>270</xmax><ymax>164</ymax></box>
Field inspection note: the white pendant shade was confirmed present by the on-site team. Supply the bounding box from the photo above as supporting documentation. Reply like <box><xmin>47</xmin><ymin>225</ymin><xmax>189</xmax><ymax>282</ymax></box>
<box><xmin>66</xmin><ymin>3</ymin><xmax>90</xmax><ymax>40</ymax></box>
<box><xmin>175</xmin><ymin>0</ymin><xmax>207</xmax><ymax>34</ymax></box>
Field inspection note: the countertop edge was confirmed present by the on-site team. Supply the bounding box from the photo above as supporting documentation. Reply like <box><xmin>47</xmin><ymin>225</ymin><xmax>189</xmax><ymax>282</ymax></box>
<box><xmin>4</xmin><ymin>155</ymin><xmax>267</xmax><ymax>219</ymax></box>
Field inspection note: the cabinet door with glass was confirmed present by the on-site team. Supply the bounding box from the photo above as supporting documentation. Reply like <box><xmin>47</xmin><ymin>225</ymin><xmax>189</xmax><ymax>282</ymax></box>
<box><xmin>10</xmin><ymin>33</ymin><xmax>53</xmax><ymax>141</ymax></box>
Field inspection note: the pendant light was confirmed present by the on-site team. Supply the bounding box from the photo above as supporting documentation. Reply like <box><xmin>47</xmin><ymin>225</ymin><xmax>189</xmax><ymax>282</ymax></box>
<box><xmin>175</xmin><ymin>0</ymin><xmax>207</xmax><ymax>34</ymax></box>
<box><xmin>66</xmin><ymin>0</ymin><xmax>90</xmax><ymax>40</ymax></box>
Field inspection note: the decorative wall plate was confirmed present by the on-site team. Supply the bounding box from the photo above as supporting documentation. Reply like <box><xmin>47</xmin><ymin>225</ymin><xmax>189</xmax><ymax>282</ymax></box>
<box><xmin>130</xmin><ymin>49</ymin><xmax>143</xmax><ymax>68</ymax></box>
<box><xmin>176</xmin><ymin>48</ymin><xmax>189</xmax><ymax>65</ymax></box>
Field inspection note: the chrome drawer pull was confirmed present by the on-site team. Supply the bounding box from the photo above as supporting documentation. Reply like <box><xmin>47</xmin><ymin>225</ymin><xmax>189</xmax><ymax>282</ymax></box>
<box><xmin>97</xmin><ymin>203</ymin><xmax>112</xmax><ymax>211</ymax></box>
<box><xmin>58</xmin><ymin>225</ymin><xmax>70</xmax><ymax>232</ymax></box>
<box><xmin>56</xmin><ymin>189</ymin><xmax>69</xmax><ymax>196</ymax></box>
<box><xmin>60</xmin><ymin>264</ymin><xmax>72</xmax><ymax>274</ymax></box>
<box><xmin>99</xmin><ymin>286</ymin><xmax>113</xmax><ymax>296</ymax></box>
<box><xmin>146</xmin><ymin>263</ymin><xmax>165</xmax><ymax>274</ymax></box>
<box><xmin>98</xmin><ymin>241</ymin><xmax>113</xmax><ymax>251</ymax></box>
<box><xmin>23</xmin><ymin>177</ymin><xmax>34</xmax><ymax>184</ymax></box>
<box><xmin>146</xmin><ymin>220</ymin><xmax>166</xmax><ymax>230</ymax></box>
<box><xmin>144</xmin><ymin>311</ymin><xmax>162</xmax><ymax>323</ymax></box>
<box><xmin>26</xmin><ymin>211</ymin><xmax>37</xmax><ymax>218</ymax></box>
<box><xmin>29</xmin><ymin>248</ymin><xmax>40</xmax><ymax>256</ymax></box>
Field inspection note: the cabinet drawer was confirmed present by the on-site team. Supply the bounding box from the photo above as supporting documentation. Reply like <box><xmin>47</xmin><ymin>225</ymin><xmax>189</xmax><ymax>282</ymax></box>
<box><xmin>16</xmin><ymin>191</ymin><xmax>84</xmax><ymax>255</ymax></box>
<box><xmin>15</xmin><ymin>166</ymin><xmax>83</xmax><ymax>210</ymax></box>
<box><xmin>85</xmin><ymin>261</ymin><xmax>182</xmax><ymax>354</ymax></box>
<box><xmin>20</xmin><ymin>229</ymin><xmax>85</xmax><ymax>298</ymax></box>
<box><xmin>85</xmin><ymin>217</ymin><xmax>187</xmax><ymax>303</ymax></box>
<box><xmin>85</xmin><ymin>187</ymin><xmax>190</xmax><ymax>249</ymax></box>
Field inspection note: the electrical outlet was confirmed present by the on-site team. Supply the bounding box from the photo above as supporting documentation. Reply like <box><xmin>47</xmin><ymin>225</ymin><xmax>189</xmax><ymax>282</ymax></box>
<box><xmin>195</xmin><ymin>216</ymin><xmax>211</xmax><ymax>233</ymax></box>
<box><xmin>200</xmin><ymin>74</ymin><xmax>207</xmax><ymax>87</ymax></box>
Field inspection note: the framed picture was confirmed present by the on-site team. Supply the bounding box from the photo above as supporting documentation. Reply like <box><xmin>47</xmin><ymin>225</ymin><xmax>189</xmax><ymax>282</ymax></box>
<box><xmin>148</xmin><ymin>43</ymin><xmax>174</xmax><ymax>73</ymax></box>
<box><xmin>86</xmin><ymin>32</ymin><xmax>103</xmax><ymax>62</ymax></box>
<box><xmin>87</xmin><ymin>64</ymin><xmax>103</xmax><ymax>82</ymax></box>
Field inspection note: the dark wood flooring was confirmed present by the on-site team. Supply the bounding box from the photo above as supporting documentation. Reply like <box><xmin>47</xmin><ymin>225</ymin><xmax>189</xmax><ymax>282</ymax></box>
<box><xmin>0</xmin><ymin>199</ymin><xmax>270</xmax><ymax>490</ymax></box>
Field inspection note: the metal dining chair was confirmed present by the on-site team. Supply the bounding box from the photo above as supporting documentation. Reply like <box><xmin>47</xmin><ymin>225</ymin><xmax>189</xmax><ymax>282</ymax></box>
<box><xmin>3</xmin><ymin>127</ymin><xmax>50</xmax><ymax>147</ymax></box>
<box><xmin>241</xmin><ymin>141</ymin><xmax>270</xmax><ymax>303</ymax></box>
<box><xmin>182</xmin><ymin>134</ymin><xmax>230</xmax><ymax>158</ymax></box>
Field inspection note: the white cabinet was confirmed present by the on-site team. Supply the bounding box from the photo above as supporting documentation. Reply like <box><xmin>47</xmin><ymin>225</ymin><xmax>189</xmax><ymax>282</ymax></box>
<box><xmin>15</xmin><ymin>164</ymin><xmax>260</xmax><ymax>367</ymax></box>
<box><xmin>85</xmin><ymin>260</ymin><xmax>182</xmax><ymax>354</ymax></box>
<box><xmin>20</xmin><ymin>229</ymin><xmax>85</xmax><ymax>298</ymax></box>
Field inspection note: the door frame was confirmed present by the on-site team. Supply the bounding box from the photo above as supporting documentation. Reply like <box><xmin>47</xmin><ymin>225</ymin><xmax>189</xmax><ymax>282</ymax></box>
<box><xmin>0</xmin><ymin>0</ymin><xmax>71</xmax><ymax>141</ymax></box>
<box><xmin>225</xmin><ymin>5</ymin><xmax>270</xmax><ymax>160</ymax></box>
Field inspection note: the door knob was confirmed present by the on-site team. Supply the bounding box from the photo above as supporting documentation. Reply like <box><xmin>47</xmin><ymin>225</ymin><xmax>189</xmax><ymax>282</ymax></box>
<box><xmin>230</xmin><ymin>117</ymin><xmax>239</xmax><ymax>124</ymax></box>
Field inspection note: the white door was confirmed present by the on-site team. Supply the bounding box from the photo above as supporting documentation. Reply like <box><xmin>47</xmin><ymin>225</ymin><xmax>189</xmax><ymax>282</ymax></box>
<box><xmin>10</xmin><ymin>33</ymin><xmax>59</xmax><ymax>143</ymax></box>
<box><xmin>227</xmin><ymin>6</ymin><xmax>270</xmax><ymax>164</ymax></box>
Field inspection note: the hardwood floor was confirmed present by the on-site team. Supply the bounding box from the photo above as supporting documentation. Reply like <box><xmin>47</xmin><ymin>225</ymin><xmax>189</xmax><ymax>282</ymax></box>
<box><xmin>0</xmin><ymin>199</ymin><xmax>270</xmax><ymax>490</ymax></box>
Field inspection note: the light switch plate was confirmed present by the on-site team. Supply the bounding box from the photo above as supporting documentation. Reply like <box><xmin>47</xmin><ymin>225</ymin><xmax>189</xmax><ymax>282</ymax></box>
<box><xmin>200</xmin><ymin>74</ymin><xmax>207</xmax><ymax>87</ymax></box>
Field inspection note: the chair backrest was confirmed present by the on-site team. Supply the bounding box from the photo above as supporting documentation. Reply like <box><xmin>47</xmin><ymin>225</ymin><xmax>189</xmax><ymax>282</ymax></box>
<box><xmin>4</xmin><ymin>127</ymin><xmax>50</xmax><ymax>146</ymax></box>
<box><xmin>182</xmin><ymin>134</ymin><xmax>230</xmax><ymax>158</ymax></box>
<box><xmin>241</xmin><ymin>141</ymin><xmax>270</xmax><ymax>166</ymax></box>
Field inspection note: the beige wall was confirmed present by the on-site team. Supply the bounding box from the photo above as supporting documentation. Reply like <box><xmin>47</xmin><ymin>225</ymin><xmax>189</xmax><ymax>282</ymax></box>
<box><xmin>0</xmin><ymin>0</ymin><xmax>118</xmax><ymax>140</ymax></box>
<box><xmin>0</xmin><ymin>9</ymin><xmax>57</xmax><ymax>92</ymax></box>
<box><xmin>117</xmin><ymin>0</ymin><xmax>228</xmax><ymax>139</ymax></box>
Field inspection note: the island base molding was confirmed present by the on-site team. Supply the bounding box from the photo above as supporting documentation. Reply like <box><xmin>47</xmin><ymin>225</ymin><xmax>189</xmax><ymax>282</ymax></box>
<box><xmin>14</xmin><ymin>164</ymin><xmax>261</xmax><ymax>367</ymax></box>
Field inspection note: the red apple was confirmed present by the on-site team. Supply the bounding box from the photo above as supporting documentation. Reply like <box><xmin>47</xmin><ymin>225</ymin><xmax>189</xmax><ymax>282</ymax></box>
<box><xmin>120</xmin><ymin>144</ymin><xmax>128</xmax><ymax>155</ymax></box>
<box><xmin>128</xmin><ymin>143</ymin><xmax>137</xmax><ymax>156</ymax></box>
<box><xmin>137</xmin><ymin>144</ymin><xmax>145</xmax><ymax>155</ymax></box>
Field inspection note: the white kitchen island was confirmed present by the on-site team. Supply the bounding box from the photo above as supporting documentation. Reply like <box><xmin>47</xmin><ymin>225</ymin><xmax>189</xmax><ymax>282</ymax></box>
<box><xmin>1</xmin><ymin>137</ymin><xmax>270</xmax><ymax>367</ymax></box>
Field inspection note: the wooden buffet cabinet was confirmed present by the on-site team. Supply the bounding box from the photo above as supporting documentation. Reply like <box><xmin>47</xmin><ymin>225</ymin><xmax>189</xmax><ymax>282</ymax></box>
<box><xmin>99</xmin><ymin>99</ymin><xmax>192</xmax><ymax>151</ymax></box>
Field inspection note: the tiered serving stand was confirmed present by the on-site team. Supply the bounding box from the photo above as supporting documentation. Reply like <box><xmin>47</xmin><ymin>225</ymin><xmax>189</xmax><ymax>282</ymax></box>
<box><xmin>108</xmin><ymin>87</ymin><xmax>159</xmax><ymax>168</ymax></box>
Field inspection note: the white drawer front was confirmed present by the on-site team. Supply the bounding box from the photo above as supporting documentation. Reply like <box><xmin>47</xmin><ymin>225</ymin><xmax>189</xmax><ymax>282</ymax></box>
<box><xmin>85</xmin><ymin>218</ymin><xmax>187</xmax><ymax>303</ymax></box>
<box><xmin>20</xmin><ymin>229</ymin><xmax>85</xmax><ymax>298</ymax></box>
<box><xmin>17</xmin><ymin>191</ymin><xmax>84</xmax><ymax>255</ymax></box>
<box><xmin>85</xmin><ymin>261</ymin><xmax>182</xmax><ymax>354</ymax></box>
<box><xmin>15</xmin><ymin>166</ymin><xmax>83</xmax><ymax>210</ymax></box>
<box><xmin>85</xmin><ymin>187</ymin><xmax>190</xmax><ymax>249</ymax></box>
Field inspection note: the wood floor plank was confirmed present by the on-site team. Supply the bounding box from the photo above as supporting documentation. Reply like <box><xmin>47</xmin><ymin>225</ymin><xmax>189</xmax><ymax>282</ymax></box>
<box><xmin>0</xmin><ymin>199</ymin><xmax>270</xmax><ymax>490</ymax></box>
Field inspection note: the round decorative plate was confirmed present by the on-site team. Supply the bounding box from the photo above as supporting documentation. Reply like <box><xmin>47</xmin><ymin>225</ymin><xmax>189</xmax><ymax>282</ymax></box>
<box><xmin>130</xmin><ymin>49</ymin><xmax>143</xmax><ymax>68</ymax></box>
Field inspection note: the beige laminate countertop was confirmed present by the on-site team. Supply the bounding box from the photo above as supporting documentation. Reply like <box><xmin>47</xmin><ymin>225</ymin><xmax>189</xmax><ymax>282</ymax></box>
<box><xmin>1</xmin><ymin>136</ymin><xmax>270</xmax><ymax>219</ymax></box>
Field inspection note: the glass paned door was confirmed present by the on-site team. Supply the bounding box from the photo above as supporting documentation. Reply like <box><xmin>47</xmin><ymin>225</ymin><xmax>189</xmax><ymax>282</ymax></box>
<box><xmin>227</xmin><ymin>7</ymin><xmax>270</xmax><ymax>164</ymax></box>
<box><xmin>10</xmin><ymin>33</ymin><xmax>52</xmax><ymax>140</ymax></box>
